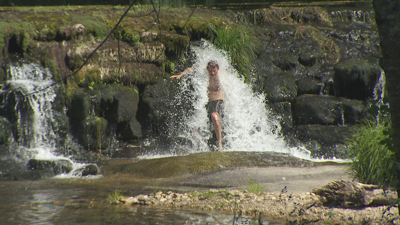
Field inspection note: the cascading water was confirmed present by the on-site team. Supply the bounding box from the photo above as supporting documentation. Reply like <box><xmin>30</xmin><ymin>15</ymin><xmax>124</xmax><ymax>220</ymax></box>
<box><xmin>1</xmin><ymin>61</ymin><xmax>95</xmax><ymax>177</ymax></box>
<box><xmin>146</xmin><ymin>41</ymin><xmax>314</xmax><ymax>160</ymax></box>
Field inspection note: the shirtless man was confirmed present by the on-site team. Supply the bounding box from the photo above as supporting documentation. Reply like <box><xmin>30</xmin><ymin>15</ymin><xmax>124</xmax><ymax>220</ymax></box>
<box><xmin>170</xmin><ymin>60</ymin><xmax>225</xmax><ymax>151</ymax></box>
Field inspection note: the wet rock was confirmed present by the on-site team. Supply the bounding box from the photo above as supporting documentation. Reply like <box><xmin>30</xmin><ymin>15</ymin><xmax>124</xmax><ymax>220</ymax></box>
<box><xmin>313</xmin><ymin>180</ymin><xmax>396</xmax><ymax>207</ymax></box>
<box><xmin>68</xmin><ymin>90</ymin><xmax>91</xmax><ymax>121</ymax></box>
<box><xmin>0</xmin><ymin>117</ymin><xmax>11</xmax><ymax>145</ymax></box>
<box><xmin>293</xmin><ymin>94</ymin><xmax>342</xmax><ymax>125</ymax></box>
<box><xmin>27</xmin><ymin>159</ymin><xmax>73</xmax><ymax>175</ymax></box>
<box><xmin>92</xmin><ymin>83</ymin><xmax>142</xmax><ymax>140</ymax></box>
<box><xmin>270</xmin><ymin>52</ymin><xmax>298</xmax><ymax>71</ymax></box>
<box><xmin>296</xmin><ymin>78</ymin><xmax>322</xmax><ymax>95</ymax></box>
<box><xmin>139</xmin><ymin>78</ymin><xmax>182</xmax><ymax>136</ymax></box>
<box><xmin>296</xmin><ymin>125</ymin><xmax>353</xmax><ymax>146</ymax></box>
<box><xmin>81</xmin><ymin>164</ymin><xmax>99</xmax><ymax>176</ymax></box>
<box><xmin>271</xmin><ymin>102</ymin><xmax>293</xmax><ymax>131</ymax></box>
<box><xmin>264</xmin><ymin>72</ymin><xmax>297</xmax><ymax>103</ymax></box>
<box><xmin>341</xmin><ymin>98</ymin><xmax>364</xmax><ymax>124</ymax></box>
<box><xmin>333</xmin><ymin>58</ymin><xmax>382</xmax><ymax>100</ymax></box>
<box><xmin>72</xmin><ymin>164</ymin><xmax>99</xmax><ymax>176</ymax></box>
<box><xmin>298</xmin><ymin>52</ymin><xmax>318</xmax><ymax>67</ymax></box>
<box><xmin>121</xmin><ymin>196</ymin><xmax>138</xmax><ymax>205</ymax></box>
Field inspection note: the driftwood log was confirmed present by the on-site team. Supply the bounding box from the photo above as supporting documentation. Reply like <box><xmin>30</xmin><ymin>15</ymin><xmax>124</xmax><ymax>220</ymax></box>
<box><xmin>312</xmin><ymin>180</ymin><xmax>397</xmax><ymax>208</ymax></box>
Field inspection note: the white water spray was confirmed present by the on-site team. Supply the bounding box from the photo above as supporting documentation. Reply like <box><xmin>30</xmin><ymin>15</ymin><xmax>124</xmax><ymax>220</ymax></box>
<box><xmin>158</xmin><ymin>41</ymin><xmax>316</xmax><ymax>160</ymax></box>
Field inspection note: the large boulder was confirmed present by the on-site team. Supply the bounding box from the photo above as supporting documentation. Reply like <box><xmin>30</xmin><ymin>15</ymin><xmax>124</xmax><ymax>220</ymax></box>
<box><xmin>333</xmin><ymin>58</ymin><xmax>382</xmax><ymax>100</ymax></box>
<box><xmin>0</xmin><ymin>117</ymin><xmax>11</xmax><ymax>146</ymax></box>
<box><xmin>293</xmin><ymin>94</ymin><xmax>342</xmax><ymax>125</ymax></box>
<box><xmin>72</xmin><ymin>164</ymin><xmax>99</xmax><ymax>176</ymax></box>
<box><xmin>264</xmin><ymin>72</ymin><xmax>297</xmax><ymax>103</ymax></box>
<box><xmin>296</xmin><ymin>78</ymin><xmax>322</xmax><ymax>95</ymax></box>
<box><xmin>270</xmin><ymin>52</ymin><xmax>298</xmax><ymax>71</ymax></box>
<box><xmin>96</xmin><ymin>84</ymin><xmax>142</xmax><ymax>139</ymax></box>
<box><xmin>139</xmin><ymin>79</ymin><xmax>181</xmax><ymax>136</ymax></box>
<box><xmin>27</xmin><ymin>159</ymin><xmax>73</xmax><ymax>175</ymax></box>
<box><xmin>293</xmin><ymin>94</ymin><xmax>364</xmax><ymax>126</ymax></box>
<box><xmin>68</xmin><ymin>83</ymin><xmax>141</xmax><ymax>151</ymax></box>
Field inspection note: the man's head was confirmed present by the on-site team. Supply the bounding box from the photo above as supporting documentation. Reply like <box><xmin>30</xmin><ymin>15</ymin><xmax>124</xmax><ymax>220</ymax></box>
<box><xmin>207</xmin><ymin>60</ymin><xmax>219</xmax><ymax>76</ymax></box>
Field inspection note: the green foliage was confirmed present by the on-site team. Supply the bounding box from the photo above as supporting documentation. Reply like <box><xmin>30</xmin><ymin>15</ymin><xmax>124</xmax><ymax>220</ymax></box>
<box><xmin>246</xmin><ymin>178</ymin><xmax>265</xmax><ymax>195</ymax></box>
<box><xmin>346</xmin><ymin>119</ymin><xmax>396</xmax><ymax>188</ymax></box>
<box><xmin>210</xmin><ymin>24</ymin><xmax>258</xmax><ymax>82</ymax></box>
<box><xmin>122</xmin><ymin>30</ymin><xmax>140</xmax><ymax>46</ymax></box>
<box><xmin>107</xmin><ymin>189</ymin><xmax>125</xmax><ymax>202</ymax></box>
<box><xmin>88</xmin><ymin>81</ymin><xmax>95</xmax><ymax>90</ymax></box>
<box><xmin>0</xmin><ymin>19</ymin><xmax>36</xmax><ymax>53</ymax></box>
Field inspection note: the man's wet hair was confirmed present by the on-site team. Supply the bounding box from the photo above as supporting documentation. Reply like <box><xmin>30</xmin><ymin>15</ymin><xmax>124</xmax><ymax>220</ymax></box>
<box><xmin>207</xmin><ymin>60</ymin><xmax>219</xmax><ymax>68</ymax></box>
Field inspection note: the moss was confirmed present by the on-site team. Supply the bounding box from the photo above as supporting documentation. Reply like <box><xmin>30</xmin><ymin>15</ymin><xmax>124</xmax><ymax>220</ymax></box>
<box><xmin>121</xmin><ymin>29</ymin><xmax>140</xmax><ymax>46</ymax></box>
<box><xmin>86</xmin><ymin>68</ymin><xmax>102</xmax><ymax>84</ymax></box>
<box><xmin>65</xmin><ymin>77</ymin><xmax>81</xmax><ymax>107</ymax></box>
<box><xmin>24</xmin><ymin>12</ymin><xmax>72</xmax><ymax>40</ymax></box>
<box><xmin>295</xmin><ymin>25</ymin><xmax>340</xmax><ymax>64</ymax></box>
<box><xmin>88</xmin><ymin>116</ymin><xmax>108</xmax><ymax>152</ymax></box>
<box><xmin>0</xmin><ymin>19</ymin><xmax>36</xmax><ymax>55</ymax></box>
<box><xmin>41</xmin><ymin>59</ymin><xmax>60</xmax><ymax>81</ymax></box>
<box><xmin>177</xmin><ymin>19</ymin><xmax>218</xmax><ymax>40</ymax></box>
<box><xmin>71</xmin><ymin>13</ymin><xmax>111</xmax><ymax>39</ymax></box>
<box><xmin>159</xmin><ymin>33</ymin><xmax>190</xmax><ymax>57</ymax></box>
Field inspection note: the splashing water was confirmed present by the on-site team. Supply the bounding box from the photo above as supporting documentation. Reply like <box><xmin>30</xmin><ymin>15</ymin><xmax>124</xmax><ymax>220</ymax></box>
<box><xmin>3</xmin><ymin>62</ymin><xmax>93</xmax><ymax>176</ymax></box>
<box><xmin>147</xmin><ymin>41</ymin><xmax>315</xmax><ymax>160</ymax></box>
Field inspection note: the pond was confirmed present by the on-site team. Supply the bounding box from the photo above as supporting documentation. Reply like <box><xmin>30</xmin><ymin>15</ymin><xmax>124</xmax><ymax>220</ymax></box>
<box><xmin>0</xmin><ymin>158</ymin><xmax>285</xmax><ymax>225</ymax></box>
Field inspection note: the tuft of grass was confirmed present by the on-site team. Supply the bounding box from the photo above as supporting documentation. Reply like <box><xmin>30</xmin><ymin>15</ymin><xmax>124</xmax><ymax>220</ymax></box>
<box><xmin>210</xmin><ymin>24</ymin><xmax>258</xmax><ymax>82</ymax></box>
<box><xmin>107</xmin><ymin>189</ymin><xmax>125</xmax><ymax>202</ymax></box>
<box><xmin>346</xmin><ymin>119</ymin><xmax>396</xmax><ymax>188</ymax></box>
<box><xmin>151</xmin><ymin>184</ymin><xmax>168</xmax><ymax>195</ymax></box>
<box><xmin>202</xmin><ymin>190</ymin><xmax>216</xmax><ymax>199</ymax></box>
<box><xmin>246</xmin><ymin>178</ymin><xmax>265</xmax><ymax>195</ymax></box>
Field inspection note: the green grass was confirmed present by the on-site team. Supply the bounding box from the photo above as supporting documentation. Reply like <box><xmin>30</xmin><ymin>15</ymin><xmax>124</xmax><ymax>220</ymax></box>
<box><xmin>346</xmin><ymin>119</ymin><xmax>396</xmax><ymax>188</ymax></box>
<box><xmin>245</xmin><ymin>178</ymin><xmax>265</xmax><ymax>195</ymax></box>
<box><xmin>210</xmin><ymin>24</ymin><xmax>258</xmax><ymax>82</ymax></box>
<box><xmin>107</xmin><ymin>189</ymin><xmax>125</xmax><ymax>202</ymax></box>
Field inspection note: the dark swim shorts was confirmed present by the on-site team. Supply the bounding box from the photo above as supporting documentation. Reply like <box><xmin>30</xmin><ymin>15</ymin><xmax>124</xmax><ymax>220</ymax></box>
<box><xmin>206</xmin><ymin>100</ymin><xmax>224</xmax><ymax>118</ymax></box>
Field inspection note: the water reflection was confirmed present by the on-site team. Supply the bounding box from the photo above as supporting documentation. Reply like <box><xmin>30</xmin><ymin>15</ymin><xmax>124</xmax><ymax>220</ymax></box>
<box><xmin>0</xmin><ymin>178</ymin><xmax>282</xmax><ymax>225</ymax></box>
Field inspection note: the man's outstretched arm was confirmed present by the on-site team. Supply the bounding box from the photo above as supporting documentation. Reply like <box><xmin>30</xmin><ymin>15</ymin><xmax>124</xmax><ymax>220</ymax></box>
<box><xmin>170</xmin><ymin>67</ymin><xmax>191</xmax><ymax>79</ymax></box>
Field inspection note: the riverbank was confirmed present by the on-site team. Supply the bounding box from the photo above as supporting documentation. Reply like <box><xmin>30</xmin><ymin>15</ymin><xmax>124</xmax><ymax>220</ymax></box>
<box><xmin>111</xmin><ymin>164</ymin><xmax>399</xmax><ymax>224</ymax></box>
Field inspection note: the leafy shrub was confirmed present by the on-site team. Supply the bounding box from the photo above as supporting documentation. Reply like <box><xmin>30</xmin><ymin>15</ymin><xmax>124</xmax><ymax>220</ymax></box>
<box><xmin>346</xmin><ymin>119</ymin><xmax>396</xmax><ymax>188</ymax></box>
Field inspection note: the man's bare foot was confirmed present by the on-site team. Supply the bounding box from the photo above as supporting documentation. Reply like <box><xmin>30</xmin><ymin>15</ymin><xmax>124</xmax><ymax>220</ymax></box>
<box><xmin>217</xmin><ymin>143</ymin><xmax>223</xmax><ymax>151</ymax></box>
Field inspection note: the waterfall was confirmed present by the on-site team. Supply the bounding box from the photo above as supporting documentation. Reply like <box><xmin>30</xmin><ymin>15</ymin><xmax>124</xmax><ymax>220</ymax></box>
<box><xmin>142</xmin><ymin>41</ymin><xmax>314</xmax><ymax>160</ymax></box>
<box><xmin>2</xmin><ymin>61</ymin><xmax>93</xmax><ymax>177</ymax></box>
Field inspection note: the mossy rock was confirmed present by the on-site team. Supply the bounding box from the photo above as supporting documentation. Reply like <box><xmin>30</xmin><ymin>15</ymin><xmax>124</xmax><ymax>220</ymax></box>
<box><xmin>333</xmin><ymin>58</ymin><xmax>382</xmax><ymax>100</ymax></box>
<box><xmin>270</xmin><ymin>52</ymin><xmax>298</xmax><ymax>71</ymax></box>
<box><xmin>159</xmin><ymin>33</ymin><xmax>190</xmax><ymax>57</ymax></box>
<box><xmin>296</xmin><ymin>78</ymin><xmax>322</xmax><ymax>95</ymax></box>
<box><xmin>293</xmin><ymin>94</ymin><xmax>342</xmax><ymax>125</ymax></box>
<box><xmin>0</xmin><ymin>117</ymin><xmax>11</xmax><ymax>145</ymax></box>
<box><xmin>87</xmin><ymin>116</ymin><xmax>108</xmax><ymax>151</ymax></box>
<box><xmin>119</xmin><ymin>152</ymin><xmax>313</xmax><ymax>178</ymax></box>
<box><xmin>53</xmin><ymin>111</ymin><xmax>69</xmax><ymax>146</ymax></box>
<box><xmin>68</xmin><ymin>89</ymin><xmax>91</xmax><ymax>121</ymax></box>
<box><xmin>264</xmin><ymin>72</ymin><xmax>297</xmax><ymax>103</ymax></box>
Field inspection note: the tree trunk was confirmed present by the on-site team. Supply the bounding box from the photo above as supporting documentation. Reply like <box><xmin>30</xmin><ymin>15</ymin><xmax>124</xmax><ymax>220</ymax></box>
<box><xmin>373</xmin><ymin>0</ymin><xmax>400</xmax><ymax>215</ymax></box>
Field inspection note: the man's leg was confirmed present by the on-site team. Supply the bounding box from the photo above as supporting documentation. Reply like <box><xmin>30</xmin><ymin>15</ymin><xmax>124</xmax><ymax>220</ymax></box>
<box><xmin>211</xmin><ymin>112</ymin><xmax>223</xmax><ymax>151</ymax></box>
